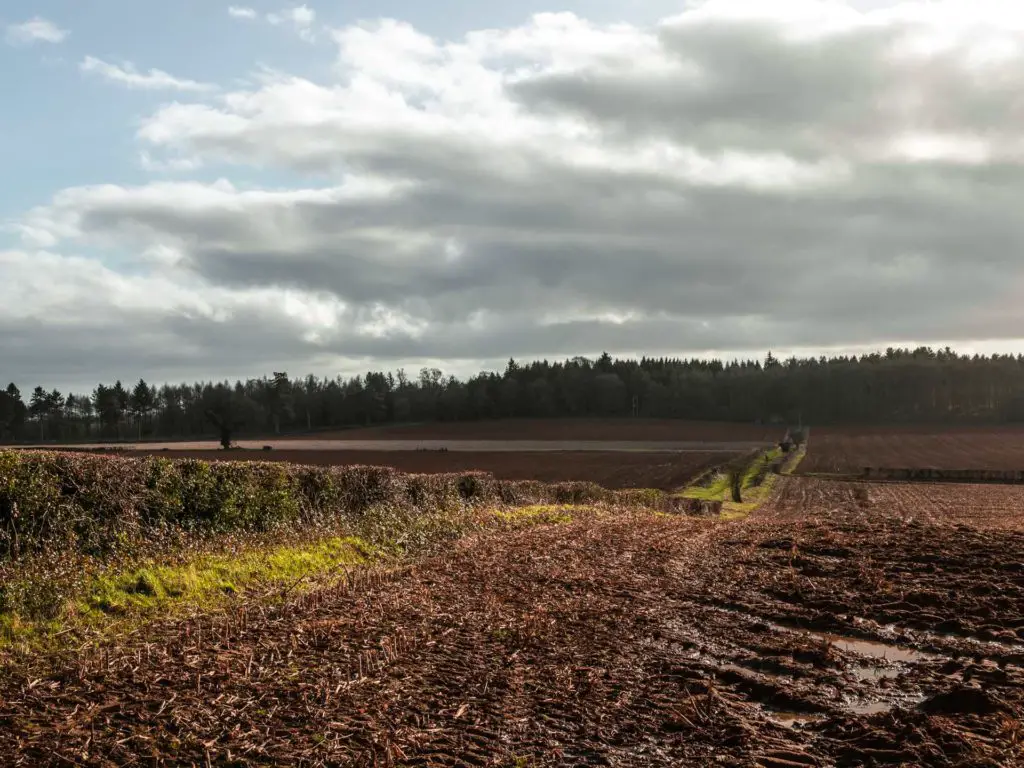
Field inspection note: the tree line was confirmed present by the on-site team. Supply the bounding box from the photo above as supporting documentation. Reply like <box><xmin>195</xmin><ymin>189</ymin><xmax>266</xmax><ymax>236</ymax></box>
<box><xmin>3</xmin><ymin>346</ymin><xmax>1024</xmax><ymax>443</ymax></box>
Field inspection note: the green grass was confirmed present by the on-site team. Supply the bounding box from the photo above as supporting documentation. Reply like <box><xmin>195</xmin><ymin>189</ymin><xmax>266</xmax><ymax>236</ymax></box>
<box><xmin>781</xmin><ymin>444</ymin><xmax>808</xmax><ymax>475</ymax></box>
<box><xmin>680</xmin><ymin>472</ymin><xmax>732</xmax><ymax>501</ymax></box>
<box><xmin>78</xmin><ymin>536</ymin><xmax>376</xmax><ymax>620</ymax></box>
<box><xmin>1</xmin><ymin>536</ymin><xmax>379</xmax><ymax>647</ymax></box>
<box><xmin>676</xmin><ymin>448</ymin><xmax>787</xmax><ymax>519</ymax></box>
<box><xmin>492</xmin><ymin>504</ymin><xmax>589</xmax><ymax>526</ymax></box>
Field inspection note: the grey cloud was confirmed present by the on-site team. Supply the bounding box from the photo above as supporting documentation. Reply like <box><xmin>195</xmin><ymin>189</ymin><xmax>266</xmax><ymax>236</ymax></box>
<box><xmin>511</xmin><ymin>16</ymin><xmax>1024</xmax><ymax>158</ymax></box>
<box><xmin>11</xmin><ymin>4</ymin><xmax>1024</xmax><ymax>387</ymax></box>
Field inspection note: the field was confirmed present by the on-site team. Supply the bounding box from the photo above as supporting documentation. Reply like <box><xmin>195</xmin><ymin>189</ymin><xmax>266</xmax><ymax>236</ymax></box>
<box><xmin>2</xmin><ymin>425</ymin><xmax>1023</xmax><ymax>766</ymax></box>
<box><xmin>111</xmin><ymin>449</ymin><xmax>725</xmax><ymax>490</ymax></box>
<box><xmin>298</xmin><ymin>418</ymin><xmax>786</xmax><ymax>443</ymax></box>
<box><xmin>64</xmin><ymin>418</ymin><xmax>778</xmax><ymax>492</ymax></box>
<box><xmin>801</xmin><ymin>427</ymin><xmax>1024</xmax><ymax>473</ymax></box>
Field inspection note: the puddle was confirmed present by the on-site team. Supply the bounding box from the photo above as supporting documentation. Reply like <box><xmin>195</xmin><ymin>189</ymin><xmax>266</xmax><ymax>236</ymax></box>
<box><xmin>849</xmin><ymin>616</ymin><xmax>1024</xmax><ymax>659</ymax></box>
<box><xmin>847</xmin><ymin>695</ymin><xmax>924</xmax><ymax>717</ymax></box>
<box><xmin>688</xmin><ymin>604</ymin><xmax>936</xmax><ymax>664</ymax></box>
<box><xmin>847</xmin><ymin>700</ymin><xmax>891</xmax><ymax>716</ymax></box>
<box><xmin>768</xmin><ymin>620</ymin><xmax>940</xmax><ymax>665</ymax></box>
<box><xmin>851</xmin><ymin>665</ymin><xmax>902</xmax><ymax>681</ymax></box>
<box><xmin>766</xmin><ymin>710</ymin><xmax>824</xmax><ymax>729</ymax></box>
<box><xmin>816</xmin><ymin>634</ymin><xmax>934</xmax><ymax>664</ymax></box>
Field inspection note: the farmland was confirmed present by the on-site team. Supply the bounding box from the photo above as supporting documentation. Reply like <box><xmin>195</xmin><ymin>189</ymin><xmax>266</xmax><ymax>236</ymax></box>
<box><xmin>54</xmin><ymin>418</ymin><xmax>780</xmax><ymax>492</ymax></box>
<box><xmin>800</xmin><ymin>426</ymin><xmax>1024</xmax><ymax>474</ymax></box>
<box><xmin>312</xmin><ymin>418</ymin><xmax>786</xmax><ymax>443</ymax></box>
<box><xmin>1</xmin><ymin>425</ymin><xmax>1023</xmax><ymax>766</ymax></box>
<box><xmin>104</xmin><ymin>449</ymin><xmax>726</xmax><ymax>491</ymax></box>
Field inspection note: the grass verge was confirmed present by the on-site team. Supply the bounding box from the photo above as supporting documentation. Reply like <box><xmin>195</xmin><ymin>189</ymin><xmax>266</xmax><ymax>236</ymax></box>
<box><xmin>679</xmin><ymin>448</ymin><xmax>791</xmax><ymax>519</ymax></box>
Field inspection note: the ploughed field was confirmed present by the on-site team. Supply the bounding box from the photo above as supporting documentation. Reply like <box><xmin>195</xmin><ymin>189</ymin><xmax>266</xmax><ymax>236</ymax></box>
<box><xmin>62</xmin><ymin>419</ymin><xmax>782</xmax><ymax>491</ymax></box>
<box><xmin>114</xmin><ymin>449</ymin><xmax>724</xmax><ymax>491</ymax></box>
<box><xmin>301</xmin><ymin>418</ymin><xmax>785</xmax><ymax>443</ymax></box>
<box><xmin>3</xmin><ymin>473</ymin><xmax>1021</xmax><ymax>766</ymax></box>
<box><xmin>800</xmin><ymin>427</ymin><xmax>1024</xmax><ymax>474</ymax></box>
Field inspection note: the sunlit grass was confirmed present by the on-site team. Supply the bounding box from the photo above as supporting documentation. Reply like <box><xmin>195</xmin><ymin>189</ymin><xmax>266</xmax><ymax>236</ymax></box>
<box><xmin>78</xmin><ymin>536</ymin><xmax>376</xmax><ymax>619</ymax></box>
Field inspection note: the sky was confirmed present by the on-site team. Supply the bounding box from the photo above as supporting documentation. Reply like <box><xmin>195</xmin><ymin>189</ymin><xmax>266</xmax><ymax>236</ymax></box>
<box><xmin>3</xmin><ymin>0</ymin><xmax>1024</xmax><ymax>394</ymax></box>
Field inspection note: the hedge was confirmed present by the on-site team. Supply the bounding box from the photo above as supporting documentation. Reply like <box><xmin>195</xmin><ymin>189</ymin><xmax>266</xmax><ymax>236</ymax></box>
<box><xmin>0</xmin><ymin>451</ymin><xmax>628</xmax><ymax>564</ymax></box>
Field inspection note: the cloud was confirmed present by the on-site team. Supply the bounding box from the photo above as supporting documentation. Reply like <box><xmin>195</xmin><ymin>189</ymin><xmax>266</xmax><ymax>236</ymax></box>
<box><xmin>138</xmin><ymin>151</ymin><xmax>204</xmax><ymax>173</ymax></box>
<box><xmin>5</xmin><ymin>17</ymin><xmax>68</xmax><ymax>45</ymax></box>
<box><xmin>79</xmin><ymin>56</ymin><xmax>217</xmax><ymax>92</ymax></box>
<box><xmin>0</xmin><ymin>247</ymin><xmax>385</xmax><ymax>390</ymax></box>
<box><xmin>266</xmin><ymin>5</ymin><xmax>317</xmax><ymax>41</ymax></box>
<box><xmin>228</xmin><ymin>6</ymin><xmax>258</xmax><ymax>20</ymax></box>
<box><xmin>11</xmin><ymin>1</ymin><xmax>1024</xmax><ymax>386</ymax></box>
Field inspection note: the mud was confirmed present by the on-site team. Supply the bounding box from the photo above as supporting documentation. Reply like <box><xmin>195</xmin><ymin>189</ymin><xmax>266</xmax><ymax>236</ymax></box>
<box><xmin>1</xmin><ymin>476</ymin><xmax>1022</xmax><ymax>766</ymax></box>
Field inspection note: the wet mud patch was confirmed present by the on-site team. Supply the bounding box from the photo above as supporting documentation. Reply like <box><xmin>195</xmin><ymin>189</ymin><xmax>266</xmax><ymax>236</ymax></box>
<box><xmin>670</xmin><ymin>476</ymin><xmax>1024</xmax><ymax>765</ymax></box>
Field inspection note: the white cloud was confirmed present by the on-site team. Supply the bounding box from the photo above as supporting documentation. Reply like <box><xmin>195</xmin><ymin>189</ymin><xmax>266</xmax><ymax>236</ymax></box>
<box><xmin>5</xmin><ymin>17</ymin><xmax>68</xmax><ymax>45</ymax></box>
<box><xmin>11</xmin><ymin>2</ymin><xmax>1024</xmax><ymax>385</ymax></box>
<box><xmin>138</xmin><ymin>151</ymin><xmax>204</xmax><ymax>173</ymax></box>
<box><xmin>228</xmin><ymin>6</ymin><xmax>258</xmax><ymax>20</ymax></box>
<box><xmin>80</xmin><ymin>56</ymin><xmax>217</xmax><ymax>92</ymax></box>
<box><xmin>267</xmin><ymin>5</ymin><xmax>317</xmax><ymax>41</ymax></box>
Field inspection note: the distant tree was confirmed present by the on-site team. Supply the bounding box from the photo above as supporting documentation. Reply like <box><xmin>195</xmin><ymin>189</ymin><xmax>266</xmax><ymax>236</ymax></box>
<box><xmin>268</xmin><ymin>372</ymin><xmax>293</xmax><ymax>434</ymax></box>
<box><xmin>130</xmin><ymin>378</ymin><xmax>156</xmax><ymax>439</ymax></box>
<box><xmin>0</xmin><ymin>384</ymin><xmax>26</xmax><ymax>441</ymax></box>
<box><xmin>20</xmin><ymin>345</ymin><xmax>1024</xmax><ymax>441</ymax></box>
<box><xmin>29</xmin><ymin>386</ymin><xmax>48</xmax><ymax>441</ymax></box>
<box><xmin>92</xmin><ymin>384</ymin><xmax>123</xmax><ymax>437</ymax></box>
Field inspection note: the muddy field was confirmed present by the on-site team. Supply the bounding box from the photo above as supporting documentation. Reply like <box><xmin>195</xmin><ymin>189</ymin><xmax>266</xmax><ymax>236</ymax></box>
<box><xmin>113</xmin><ymin>449</ymin><xmax>727</xmax><ymax>490</ymax></box>
<box><xmin>2</xmin><ymin>474</ymin><xmax>1021</xmax><ymax>766</ymax></box>
<box><xmin>827</xmin><ymin>480</ymin><xmax>1024</xmax><ymax>532</ymax></box>
<box><xmin>801</xmin><ymin>429</ymin><xmax>1024</xmax><ymax>473</ymax></box>
<box><xmin>304</xmin><ymin>418</ymin><xmax>786</xmax><ymax>443</ymax></box>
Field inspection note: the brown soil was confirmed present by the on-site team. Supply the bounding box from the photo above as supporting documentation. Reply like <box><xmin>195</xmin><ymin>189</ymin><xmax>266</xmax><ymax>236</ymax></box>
<box><xmin>118</xmin><ymin>449</ymin><xmax>725</xmax><ymax>490</ymax></box>
<box><xmin>302</xmin><ymin>418</ymin><xmax>786</xmax><ymax>442</ymax></box>
<box><xmin>802</xmin><ymin>429</ymin><xmax>1024</xmax><ymax>473</ymax></box>
<box><xmin>2</xmin><ymin>476</ymin><xmax>1022</xmax><ymax>766</ymax></box>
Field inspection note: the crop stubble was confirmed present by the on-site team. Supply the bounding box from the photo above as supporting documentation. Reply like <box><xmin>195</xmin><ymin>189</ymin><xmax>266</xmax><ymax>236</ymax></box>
<box><xmin>2</xmin><ymin>474</ymin><xmax>1022</xmax><ymax>766</ymax></box>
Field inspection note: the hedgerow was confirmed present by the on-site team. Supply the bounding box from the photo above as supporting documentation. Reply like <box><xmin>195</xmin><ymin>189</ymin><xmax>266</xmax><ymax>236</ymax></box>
<box><xmin>0</xmin><ymin>450</ymin><xmax>686</xmax><ymax>632</ymax></box>
<box><xmin>0</xmin><ymin>451</ymin><xmax>632</xmax><ymax>562</ymax></box>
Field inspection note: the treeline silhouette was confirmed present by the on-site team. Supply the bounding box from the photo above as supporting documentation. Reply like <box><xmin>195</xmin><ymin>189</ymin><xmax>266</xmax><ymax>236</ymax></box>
<box><xmin>3</xmin><ymin>347</ymin><xmax>1024</xmax><ymax>443</ymax></box>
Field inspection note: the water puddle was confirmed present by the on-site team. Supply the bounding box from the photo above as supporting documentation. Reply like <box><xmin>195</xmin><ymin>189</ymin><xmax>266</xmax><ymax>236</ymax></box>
<box><xmin>815</xmin><ymin>633</ymin><xmax>935</xmax><ymax>664</ymax></box>
<box><xmin>847</xmin><ymin>700</ymin><xmax>891</xmax><ymax>716</ymax></box>
<box><xmin>767</xmin><ymin>618</ymin><xmax>940</xmax><ymax>666</ymax></box>
<box><xmin>851</xmin><ymin>616</ymin><xmax>1024</xmax><ymax>659</ymax></box>
<box><xmin>851</xmin><ymin>665</ymin><xmax>902</xmax><ymax>681</ymax></box>
<box><xmin>766</xmin><ymin>710</ymin><xmax>824</xmax><ymax>729</ymax></box>
<box><xmin>847</xmin><ymin>694</ymin><xmax>925</xmax><ymax>717</ymax></box>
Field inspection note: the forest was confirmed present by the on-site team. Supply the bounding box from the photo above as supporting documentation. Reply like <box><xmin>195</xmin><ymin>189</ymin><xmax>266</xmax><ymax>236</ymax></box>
<box><xmin>4</xmin><ymin>346</ymin><xmax>1024</xmax><ymax>442</ymax></box>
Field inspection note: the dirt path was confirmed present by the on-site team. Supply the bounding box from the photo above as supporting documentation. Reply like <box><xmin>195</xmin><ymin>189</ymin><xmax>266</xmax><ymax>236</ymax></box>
<box><xmin>2</xmin><ymin>480</ymin><xmax>1021</xmax><ymax>766</ymax></box>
